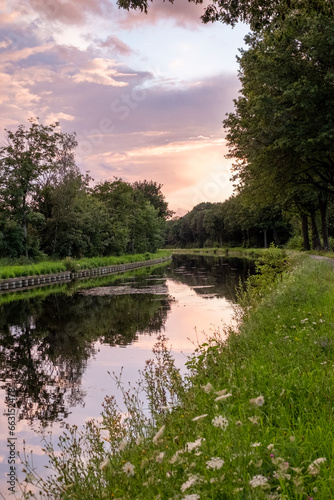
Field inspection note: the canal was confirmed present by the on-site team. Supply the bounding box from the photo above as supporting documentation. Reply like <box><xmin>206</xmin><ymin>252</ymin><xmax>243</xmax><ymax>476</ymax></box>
<box><xmin>0</xmin><ymin>254</ymin><xmax>253</xmax><ymax>497</ymax></box>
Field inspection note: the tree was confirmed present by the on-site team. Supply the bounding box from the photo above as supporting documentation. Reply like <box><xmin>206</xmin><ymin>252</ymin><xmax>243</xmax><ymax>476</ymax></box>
<box><xmin>0</xmin><ymin>118</ymin><xmax>78</xmax><ymax>257</ymax></box>
<box><xmin>117</xmin><ymin>0</ymin><xmax>333</xmax><ymax>30</ymax></box>
<box><xmin>223</xmin><ymin>13</ymin><xmax>334</xmax><ymax>248</ymax></box>
<box><xmin>93</xmin><ymin>178</ymin><xmax>165</xmax><ymax>254</ymax></box>
<box><xmin>133</xmin><ymin>180</ymin><xmax>174</xmax><ymax>220</ymax></box>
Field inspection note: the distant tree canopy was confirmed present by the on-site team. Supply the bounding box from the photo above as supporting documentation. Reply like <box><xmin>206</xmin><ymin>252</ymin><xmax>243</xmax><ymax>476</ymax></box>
<box><xmin>0</xmin><ymin>120</ymin><xmax>171</xmax><ymax>259</ymax></box>
<box><xmin>165</xmin><ymin>196</ymin><xmax>293</xmax><ymax>249</ymax></box>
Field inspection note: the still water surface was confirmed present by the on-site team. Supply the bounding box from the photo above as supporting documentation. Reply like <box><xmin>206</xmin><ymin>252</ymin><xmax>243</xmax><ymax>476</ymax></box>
<box><xmin>0</xmin><ymin>254</ymin><xmax>253</xmax><ymax>497</ymax></box>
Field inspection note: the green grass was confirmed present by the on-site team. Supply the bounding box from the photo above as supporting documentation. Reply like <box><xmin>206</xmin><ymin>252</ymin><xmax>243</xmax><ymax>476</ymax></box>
<box><xmin>0</xmin><ymin>251</ymin><xmax>171</xmax><ymax>279</ymax></box>
<box><xmin>23</xmin><ymin>255</ymin><xmax>334</xmax><ymax>499</ymax></box>
<box><xmin>0</xmin><ymin>262</ymin><xmax>169</xmax><ymax>307</ymax></box>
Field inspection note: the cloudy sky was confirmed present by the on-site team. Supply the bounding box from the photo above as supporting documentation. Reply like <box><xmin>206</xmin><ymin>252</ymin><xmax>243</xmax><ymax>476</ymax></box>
<box><xmin>0</xmin><ymin>0</ymin><xmax>248</xmax><ymax>215</ymax></box>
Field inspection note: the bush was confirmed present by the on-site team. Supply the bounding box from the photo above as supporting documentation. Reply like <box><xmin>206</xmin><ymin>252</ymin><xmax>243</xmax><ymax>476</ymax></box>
<box><xmin>285</xmin><ymin>235</ymin><xmax>304</xmax><ymax>250</ymax></box>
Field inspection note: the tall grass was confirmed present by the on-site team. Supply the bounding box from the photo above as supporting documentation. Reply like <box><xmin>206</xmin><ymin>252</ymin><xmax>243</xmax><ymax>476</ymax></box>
<box><xmin>0</xmin><ymin>251</ymin><xmax>171</xmax><ymax>279</ymax></box>
<box><xmin>22</xmin><ymin>255</ymin><xmax>334</xmax><ymax>499</ymax></box>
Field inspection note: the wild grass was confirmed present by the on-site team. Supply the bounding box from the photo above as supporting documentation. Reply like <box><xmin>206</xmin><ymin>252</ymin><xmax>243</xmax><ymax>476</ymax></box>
<box><xmin>22</xmin><ymin>253</ymin><xmax>334</xmax><ymax>499</ymax></box>
<box><xmin>0</xmin><ymin>251</ymin><xmax>171</xmax><ymax>279</ymax></box>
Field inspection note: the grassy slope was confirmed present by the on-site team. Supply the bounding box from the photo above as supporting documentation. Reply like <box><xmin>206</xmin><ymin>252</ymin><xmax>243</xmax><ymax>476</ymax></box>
<box><xmin>0</xmin><ymin>251</ymin><xmax>171</xmax><ymax>279</ymax></box>
<box><xmin>25</xmin><ymin>254</ymin><xmax>334</xmax><ymax>499</ymax></box>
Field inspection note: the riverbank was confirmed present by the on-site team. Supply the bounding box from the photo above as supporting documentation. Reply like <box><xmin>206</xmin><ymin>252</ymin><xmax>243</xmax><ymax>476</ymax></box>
<box><xmin>23</xmin><ymin>253</ymin><xmax>334</xmax><ymax>499</ymax></box>
<box><xmin>0</xmin><ymin>251</ymin><xmax>171</xmax><ymax>291</ymax></box>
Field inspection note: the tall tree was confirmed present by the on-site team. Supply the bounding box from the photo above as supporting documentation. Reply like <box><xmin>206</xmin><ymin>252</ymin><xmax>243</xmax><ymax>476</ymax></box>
<box><xmin>223</xmin><ymin>13</ymin><xmax>334</xmax><ymax>248</ymax></box>
<box><xmin>0</xmin><ymin>118</ymin><xmax>78</xmax><ymax>257</ymax></box>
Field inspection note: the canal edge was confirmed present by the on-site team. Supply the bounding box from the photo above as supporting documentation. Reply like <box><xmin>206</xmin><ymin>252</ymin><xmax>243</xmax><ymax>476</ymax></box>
<box><xmin>0</xmin><ymin>256</ymin><xmax>172</xmax><ymax>292</ymax></box>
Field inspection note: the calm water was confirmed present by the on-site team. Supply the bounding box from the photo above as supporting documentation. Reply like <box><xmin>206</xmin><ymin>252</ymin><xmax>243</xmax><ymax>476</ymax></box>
<box><xmin>0</xmin><ymin>254</ymin><xmax>253</xmax><ymax>497</ymax></box>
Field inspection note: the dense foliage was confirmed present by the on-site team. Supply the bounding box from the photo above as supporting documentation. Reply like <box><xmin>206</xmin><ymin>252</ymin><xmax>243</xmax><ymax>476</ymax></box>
<box><xmin>166</xmin><ymin>198</ymin><xmax>293</xmax><ymax>248</ymax></box>
<box><xmin>0</xmin><ymin>120</ymin><xmax>171</xmax><ymax>259</ymax></box>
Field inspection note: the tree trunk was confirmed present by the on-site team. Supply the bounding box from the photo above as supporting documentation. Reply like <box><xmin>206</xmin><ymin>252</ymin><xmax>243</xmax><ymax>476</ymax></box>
<box><xmin>319</xmin><ymin>197</ymin><xmax>329</xmax><ymax>250</ymax></box>
<box><xmin>22</xmin><ymin>193</ymin><xmax>28</xmax><ymax>258</ymax></box>
<box><xmin>310</xmin><ymin>210</ymin><xmax>322</xmax><ymax>250</ymax></box>
<box><xmin>273</xmin><ymin>226</ymin><xmax>280</xmax><ymax>246</ymax></box>
<box><xmin>263</xmin><ymin>228</ymin><xmax>268</xmax><ymax>248</ymax></box>
<box><xmin>301</xmin><ymin>214</ymin><xmax>310</xmax><ymax>250</ymax></box>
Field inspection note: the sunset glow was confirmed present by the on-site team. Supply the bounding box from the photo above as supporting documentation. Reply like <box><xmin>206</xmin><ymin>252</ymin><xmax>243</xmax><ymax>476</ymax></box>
<box><xmin>0</xmin><ymin>0</ymin><xmax>248</xmax><ymax>214</ymax></box>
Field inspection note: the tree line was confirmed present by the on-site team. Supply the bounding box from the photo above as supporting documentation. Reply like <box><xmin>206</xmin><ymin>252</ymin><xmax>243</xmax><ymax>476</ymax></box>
<box><xmin>118</xmin><ymin>0</ymin><xmax>334</xmax><ymax>251</ymax></box>
<box><xmin>0</xmin><ymin>119</ymin><xmax>172</xmax><ymax>259</ymax></box>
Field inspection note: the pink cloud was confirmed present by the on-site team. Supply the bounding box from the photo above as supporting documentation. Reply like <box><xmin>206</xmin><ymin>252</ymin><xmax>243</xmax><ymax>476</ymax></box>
<box><xmin>29</xmin><ymin>0</ymin><xmax>113</xmax><ymax>25</ymax></box>
<box><xmin>115</xmin><ymin>0</ymin><xmax>211</xmax><ymax>29</ymax></box>
<box><xmin>97</xmin><ymin>35</ymin><xmax>134</xmax><ymax>56</ymax></box>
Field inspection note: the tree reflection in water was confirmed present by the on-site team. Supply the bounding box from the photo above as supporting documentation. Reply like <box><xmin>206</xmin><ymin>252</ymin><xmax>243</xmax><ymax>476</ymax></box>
<box><xmin>0</xmin><ymin>270</ymin><xmax>171</xmax><ymax>426</ymax></box>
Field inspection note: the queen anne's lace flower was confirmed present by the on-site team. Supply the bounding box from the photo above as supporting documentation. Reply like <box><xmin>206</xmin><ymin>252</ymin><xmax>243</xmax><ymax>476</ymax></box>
<box><xmin>249</xmin><ymin>474</ymin><xmax>269</xmax><ymax>489</ymax></box>
<box><xmin>185</xmin><ymin>438</ymin><xmax>205</xmax><ymax>452</ymax></box>
<box><xmin>201</xmin><ymin>382</ymin><xmax>213</xmax><ymax>393</ymax></box>
<box><xmin>212</xmin><ymin>415</ymin><xmax>229</xmax><ymax>430</ymax></box>
<box><xmin>122</xmin><ymin>462</ymin><xmax>135</xmax><ymax>476</ymax></box>
<box><xmin>308</xmin><ymin>457</ymin><xmax>326</xmax><ymax>475</ymax></box>
<box><xmin>206</xmin><ymin>457</ymin><xmax>224</xmax><ymax>470</ymax></box>
<box><xmin>156</xmin><ymin>452</ymin><xmax>165</xmax><ymax>463</ymax></box>
<box><xmin>249</xmin><ymin>395</ymin><xmax>265</xmax><ymax>407</ymax></box>
<box><xmin>181</xmin><ymin>474</ymin><xmax>200</xmax><ymax>492</ymax></box>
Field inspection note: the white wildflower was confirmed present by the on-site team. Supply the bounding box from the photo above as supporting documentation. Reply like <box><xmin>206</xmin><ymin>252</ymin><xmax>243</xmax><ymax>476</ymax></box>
<box><xmin>136</xmin><ymin>436</ymin><xmax>143</xmax><ymax>446</ymax></box>
<box><xmin>185</xmin><ymin>438</ymin><xmax>205</xmax><ymax>452</ymax></box>
<box><xmin>248</xmin><ymin>416</ymin><xmax>260</xmax><ymax>425</ymax></box>
<box><xmin>289</xmin><ymin>436</ymin><xmax>295</xmax><ymax>442</ymax></box>
<box><xmin>156</xmin><ymin>452</ymin><xmax>165</xmax><ymax>463</ymax></box>
<box><xmin>215</xmin><ymin>393</ymin><xmax>232</xmax><ymax>402</ymax></box>
<box><xmin>153</xmin><ymin>425</ymin><xmax>165</xmax><ymax>445</ymax></box>
<box><xmin>122</xmin><ymin>461</ymin><xmax>135</xmax><ymax>476</ymax></box>
<box><xmin>170</xmin><ymin>450</ymin><xmax>184</xmax><ymax>464</ymax></box>
<box><xmin>233</xmin><ymin>488</ymin><xmax>243</xmax><ymax>493</ymax></box>
<box><xmin>249</xmin><ymin>395</ymin><xmax>265</xmax><ymax>407</ymax></box>
<box><xmin>249</xmin><ymin>474</ymin><xmax>269</xmax><ymax>489</ymax></box>
<box><xmin>251</xmin><ymin>442</ymin><xmax>261</xmax><ymax>447</ymax></box>
<box><xmin>118</xmin><ymin>436</ymin><xmax>128</xmax><ymax>451</ymax></box>
<box><xmin>300</xmin><ymin>318</ymin><xmax>308</xmax><ymax>323</ymax></box>
<box><xmin>235</xmin><ymin>420</ymin><xmax>243</xmax><ymax>426</ymax></box>
<box><xmin>212</xmin><ymin>415</ymin><xmax>229</xmax><ymax>430</ymax></box>
<box><xmin>201</xmin><ymin>382</ymin><xmax>213</xmax><ymax>393</ymax></box>
<box><xmin>273</xmin><ymin>471</ymin><xmax>291</xmax><ymax>481</ymax></box>
<box><xmin>313</xmin><ymin>487</ymin><xmax>318</xmax><ymax>493</ymax></box>
<box><xmin>181</xmin><ymin>474</ymin><xmax>199</xmax><ymax>492</ymax></box>
<box><xmin>99</xmin><ymin>457</ymin><xmax>109</xmax><ymax>470</ymax></box>
<box><xmin>215</xmin><ymin>389</ymin><xmax>227</xmax><ymax>396</ymax></box>
<box><xmin>267</xmin><ymin>444</ymin><xmax>275</xmax><ymax>450</ymax></box>
<box><xmin>206</xmin><ymin>457</ymin><xmax>224</xmax><ymax>470</ymax></box>
<box><xmin>192</xmin><ymin>414</ymin><xmax>208</xmax><ymax>421</ymax></box>
<box><xmin>308</xmin><ymin>457</ymin><xmax>326</xmax><ymax>476</ymax></box>
<box><xmin>183</xmin><ymin>495</ymin><xmax>200</xmax><ymax>500</ymax></box>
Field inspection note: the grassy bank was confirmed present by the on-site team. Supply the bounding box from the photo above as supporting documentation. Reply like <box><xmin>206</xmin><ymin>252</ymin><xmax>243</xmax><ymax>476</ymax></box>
<box><xmin>0</xmin><ymin>261</ymin><xmax>170</xmax><ymax>307</ymax></box>
<box><xmin>0</xmin><ymin>250</ymin><xmax>171</xmax><ymax>280</ymax></box>
<box><xmin>23</xmin><ymin>254</ymin><xmax>334</xmax><ymax>499</ymax></box>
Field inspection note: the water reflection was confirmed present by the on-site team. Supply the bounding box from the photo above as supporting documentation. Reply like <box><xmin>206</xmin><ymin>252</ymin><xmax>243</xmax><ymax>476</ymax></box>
<box><xmin>0</xmin><ymin>256</ymin><xmax>253</xmax><ymax>427</ymax></box>
<box><xmin>0</xmin><ymin>292</ymin><xmax>170</xmax><ymax>426</ymax></box>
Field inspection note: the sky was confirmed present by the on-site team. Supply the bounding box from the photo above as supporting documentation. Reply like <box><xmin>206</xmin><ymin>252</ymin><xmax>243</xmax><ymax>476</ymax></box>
<box><xmin>0</xmin><ymin>0</ymin><xmax>249</xmax><ymax>216</ymax></box>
